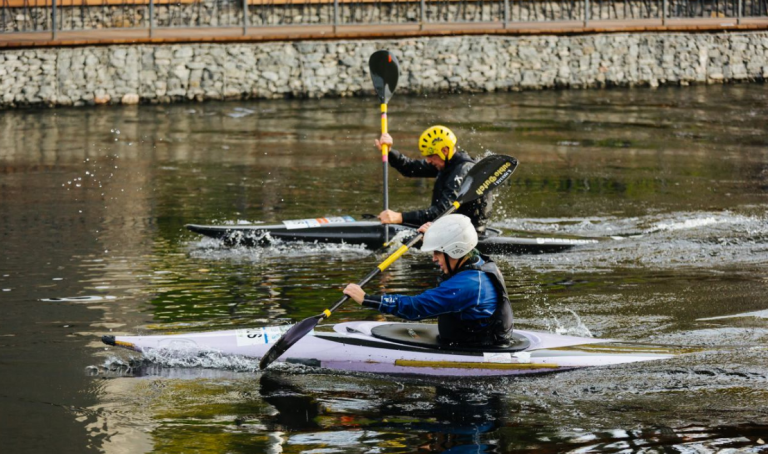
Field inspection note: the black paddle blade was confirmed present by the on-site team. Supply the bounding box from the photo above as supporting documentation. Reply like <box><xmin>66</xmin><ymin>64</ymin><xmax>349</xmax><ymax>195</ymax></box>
<box><xmin>259</xmin><ymin>315</ymin><xmax>322</xmax><ymax>370</ymax></box>
<box><xmin>369</xmin><ymin>50</ymin><xmax>399</xmax><ymax>104</ymax></box>
<box><xmin>458</xmin><ymin>155</ymin><xmax>518</xmax><ymax>204</ymax></box>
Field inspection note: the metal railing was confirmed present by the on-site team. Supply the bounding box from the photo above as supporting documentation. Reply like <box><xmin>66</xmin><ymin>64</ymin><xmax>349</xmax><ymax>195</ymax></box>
<box><xmin>2</xmin><ymin>0</ymin><xmax>767</xmax><ymax>36</ymax></box>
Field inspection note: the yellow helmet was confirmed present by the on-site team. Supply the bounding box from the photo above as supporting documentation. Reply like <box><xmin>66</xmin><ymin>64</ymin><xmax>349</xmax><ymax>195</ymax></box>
<box><xmin>418</xmin><ymin>125</ymin><xmax>457</xmax><ymax>160</ymax></box>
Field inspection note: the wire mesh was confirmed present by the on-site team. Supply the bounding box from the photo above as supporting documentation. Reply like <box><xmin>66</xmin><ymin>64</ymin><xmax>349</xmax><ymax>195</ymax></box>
<box><xmin>1</xmin><ymin>0</ymin><xmax>767</xmax><ymax>34</ymax></box>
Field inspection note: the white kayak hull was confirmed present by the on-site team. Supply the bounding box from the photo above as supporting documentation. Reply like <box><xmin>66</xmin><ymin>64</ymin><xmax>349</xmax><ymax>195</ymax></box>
<box><xmin>103</xmin><ymin>321</ymin><xmax>677</xmax><ymax>377</ymax></box>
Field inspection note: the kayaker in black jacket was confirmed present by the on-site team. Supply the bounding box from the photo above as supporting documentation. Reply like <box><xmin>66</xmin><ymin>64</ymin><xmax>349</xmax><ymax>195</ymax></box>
<box><xmin>376</xmin><ymin>125</ymin><xmax>494</xmax><ymax>233</ymax></box>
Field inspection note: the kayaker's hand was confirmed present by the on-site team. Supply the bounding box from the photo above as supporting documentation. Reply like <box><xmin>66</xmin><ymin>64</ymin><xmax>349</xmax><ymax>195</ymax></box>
<box><xmin>343</xmin><ymin>284</ymin><xmax>365</xmax><ymax>304</ymax></box>
<box><xmin>378</xmin><ymin>210</ymin><xmax>403</xmax><ymax>224</ymax></box>
<box><xmin>417</xmin><ymin>222</ymin><xmax>432</xmax><ymax>234</ymax></box>
<box><xmin>375</xmin><ymin>133</ymin><xmax>393</xmax><ymax>151</ymax></box>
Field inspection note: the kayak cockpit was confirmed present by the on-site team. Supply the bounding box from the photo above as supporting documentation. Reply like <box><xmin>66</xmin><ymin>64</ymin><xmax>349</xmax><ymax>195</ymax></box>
<box><xmin>368</xmin><ymin>323</ymin><xmax>531</xmax><ymax>352</ymax></box>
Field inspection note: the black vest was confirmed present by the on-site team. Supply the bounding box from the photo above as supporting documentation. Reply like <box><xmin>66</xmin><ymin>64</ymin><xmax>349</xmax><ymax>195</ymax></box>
<box><xmin>437</xmin><ymin>255</ymin><xmax>514</xmax><ymax>347</ymax></box>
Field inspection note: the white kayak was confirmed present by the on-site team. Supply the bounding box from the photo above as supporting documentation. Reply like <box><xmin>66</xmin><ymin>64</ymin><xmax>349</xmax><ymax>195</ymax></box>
<box><xmin>102</xmin><ymin>321</ymin><xmax>679</xmax><ymax>377</ymax></box>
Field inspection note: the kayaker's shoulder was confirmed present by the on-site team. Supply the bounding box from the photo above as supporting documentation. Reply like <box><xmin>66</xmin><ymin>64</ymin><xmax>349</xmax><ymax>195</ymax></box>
<box><xmin>444</xmin><ymin>153</ymin><xmax>474</xmax><ymax>176</ymax></box>
<box><xmin>451</xmin><ymin>150</ymin><xmax>474</xmax><ymax>164</ymax></box>
<box><xmin>440</xmin><ymin>268</ymin><xmax>485</xmax><ymax>290</ymax></box>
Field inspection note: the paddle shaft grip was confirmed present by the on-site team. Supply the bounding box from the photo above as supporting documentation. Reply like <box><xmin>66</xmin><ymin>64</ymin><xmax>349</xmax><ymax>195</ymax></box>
<box><xmin>327</xmin><ymin>259</ymin><xmax>390</xmax><ymax>314</ymax></box>
<box><xmin>326</xmin><ymin>236</ymin><xmax>415</xmax><ymax>314</ymax></box>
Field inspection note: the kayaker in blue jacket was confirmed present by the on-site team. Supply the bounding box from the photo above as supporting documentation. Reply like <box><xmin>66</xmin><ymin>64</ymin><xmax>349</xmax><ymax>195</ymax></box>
<box><xmin>376</xmin><ymin>126</ymin><xmax>494</xmax><ymax>233</ymax></box>
<box><xmin>343</xmin><ymin>214</ymin><xmax>514</xmax><ymax>347</ymax></box>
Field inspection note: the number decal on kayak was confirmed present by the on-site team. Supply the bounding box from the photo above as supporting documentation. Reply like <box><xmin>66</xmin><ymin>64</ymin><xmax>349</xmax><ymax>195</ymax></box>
<box><xmin>235</xmin><ymin>326</ymin><xmax>309</xmax><ymax>346</ymax></box>
<box><xmin>482</xmin><ymin>352</ymin><xmax>531</xmax><ymax>364</ymax></box>
<box><xmin>236</xmin><ymin>329</ymin><xmax>265</xmax><ymax>346</ymax></box>
<box><xmin>483</xmin><ymin>352</ymin><xmax>515</xmax><ymax>364</ymax></box>
<box><xmin>283</xmin><ymin>216</ymin><xmax>355</xmax><ymax>230</ymax></box>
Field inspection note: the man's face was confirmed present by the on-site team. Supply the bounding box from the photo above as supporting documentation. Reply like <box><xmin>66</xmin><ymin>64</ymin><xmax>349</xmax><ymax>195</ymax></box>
<box><xmin>432</xmin><ymin>251</ymin><xmax>450</xmax><ymax>274</ymax></box>
<box><xmin>426</xmin><ymin>153</ymin><xmax>446</xmax><ymax>171</ymax></box>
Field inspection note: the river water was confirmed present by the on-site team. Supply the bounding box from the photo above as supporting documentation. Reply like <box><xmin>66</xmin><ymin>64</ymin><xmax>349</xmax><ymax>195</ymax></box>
<box><xmin>1</xmin><ymin>85</ymin><xmax>767</xmax><ymax>453</ymax></box>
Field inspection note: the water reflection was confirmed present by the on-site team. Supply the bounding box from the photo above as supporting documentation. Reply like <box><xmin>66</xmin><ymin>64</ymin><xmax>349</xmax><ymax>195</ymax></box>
<box><xmin>259</xmin><ymin>374</ymin><xmax>505</xmax><ymax>453</ymax></box>
<box><xmin>89</xmin><ymin>365</ymin><xmax>768</xmax><ymax>453</ymax></box>
<box><xmin>260</xmin><ymin>374</ymin><xmax>322</xmax><ymax>432</ymax></box>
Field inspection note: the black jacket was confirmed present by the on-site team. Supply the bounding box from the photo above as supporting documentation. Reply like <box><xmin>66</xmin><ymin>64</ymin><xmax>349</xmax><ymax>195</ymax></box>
<box><xmin>388</xmin><ymin>149</ymin><xmax>494</xmax><ymax>230</ymax></box>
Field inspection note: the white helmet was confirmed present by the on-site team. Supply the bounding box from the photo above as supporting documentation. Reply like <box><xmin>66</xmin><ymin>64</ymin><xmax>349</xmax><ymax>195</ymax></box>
<box><xmin>421</xmin><ymin>214</ymin><xmax>478</xmax><ymax>259</ymax></box>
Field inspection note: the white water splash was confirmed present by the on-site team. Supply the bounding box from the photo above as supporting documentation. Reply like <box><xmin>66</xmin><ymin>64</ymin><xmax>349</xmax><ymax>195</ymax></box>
<box><xmin>645</xmin><ymin>216</ymin><xmax>725</xmax><ymax>233</ymax></box>
<box><xmin>94</xmin><ymin>349</ymin><xmax>323</xmax><ymax>377</ymax></box>
<box><xmin>140</xmin><ymin>347</ymin><xmax>260</xmax><ymax>371</ymax></box>
<box><xmin>88</xmin><ymin>356</ymin><xmax>135</xmax><ymax>375</ymax></box>
<box><xmin>697</xmin><ymin>309</ymin><xmax>768</xmax><ymax>321</ymax></box>
<box><xmin>493</xmin><ymin>209</ymin><xmax>767</xmax><ymax>238</ymax></box>
<box><xmin>378</xmin><ymin>229</ymin><xmax>419</xmax><ymax>250</ymax></box>
<box><xmin>495</xmin><ymin>207</ymin><xmax>768</xmax><ymax>272</ymax></box>
<box><xmin>546</xmin><ymin>309</ymin><xmax>593</xmax><ymax>338</ymax></box>
<box><xmin>188</xmin><ymin>236</ymin><xmax>370</xmax><ymax>262</ymax></box>
<box><xmin>648</xmin><ymin>327</ymin><xmax>768</xmax><ymax>347</ymax></box>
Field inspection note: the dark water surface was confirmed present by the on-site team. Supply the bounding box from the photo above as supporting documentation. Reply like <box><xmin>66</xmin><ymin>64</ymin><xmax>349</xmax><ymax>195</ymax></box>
<box><xmin>1</xmin><ymin>85</ymin><xmax>767</xmax><ymax>453</ymax></box>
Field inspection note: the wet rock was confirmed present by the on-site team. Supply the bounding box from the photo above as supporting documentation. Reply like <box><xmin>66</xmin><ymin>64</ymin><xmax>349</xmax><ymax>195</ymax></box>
<box><xmin>93</xmin><ymin>92</ymin><xmax>110</xmax><ymax>104</ymax></box>
<box><xmin>121</xmin><ymin>93</ymin><xmax>139</xmax><ymax>104</ymax></box>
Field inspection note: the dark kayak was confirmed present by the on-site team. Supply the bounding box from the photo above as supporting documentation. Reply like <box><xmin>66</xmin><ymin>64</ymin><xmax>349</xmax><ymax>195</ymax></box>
<box><xmin>186</xmin><ymin>218</ymin><xmax>597</xmax><ymax>255</ymax></box>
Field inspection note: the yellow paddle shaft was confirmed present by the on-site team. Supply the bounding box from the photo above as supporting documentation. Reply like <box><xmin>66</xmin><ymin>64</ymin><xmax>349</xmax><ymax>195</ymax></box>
<box><xmin>377</xmin><ymin>244</ymin><xmax>409</xmax><ymax>271</ymax></box>
<box><xmin>380</xmin><ymin>103</ymin><xmax>388</xmax><ymax>158</ymax></box>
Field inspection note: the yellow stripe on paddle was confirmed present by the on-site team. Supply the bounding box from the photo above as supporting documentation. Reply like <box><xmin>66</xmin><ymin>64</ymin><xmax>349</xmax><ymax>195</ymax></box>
<box><xmin>380</xmin><ymin>103</ymin><xmax>388</xmax><ymax>158</ymax></box>
<box><xmin>377</xmin><ymin>244</ymin><xmax>409</xmax><ymax>271</ymax></box>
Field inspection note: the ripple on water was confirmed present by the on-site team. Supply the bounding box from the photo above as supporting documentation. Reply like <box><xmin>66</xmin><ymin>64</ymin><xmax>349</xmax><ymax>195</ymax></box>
<box><xmin>494</xmin><ymin>207</ymin><xmax>768</xmax><ymax>273</ymax></box>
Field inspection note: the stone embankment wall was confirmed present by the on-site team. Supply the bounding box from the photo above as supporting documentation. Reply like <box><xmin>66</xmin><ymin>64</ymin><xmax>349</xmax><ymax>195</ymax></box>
<box><xmin>1</xmin><ymin>32</ymin><xmax>767</xmax><ymax>107</ymax></box>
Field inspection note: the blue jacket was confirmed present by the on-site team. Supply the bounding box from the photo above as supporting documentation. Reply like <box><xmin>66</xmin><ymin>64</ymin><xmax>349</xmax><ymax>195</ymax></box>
<box><xmin>362</xmin><ymin>258</ymin><xmax>500</xmax><ymax>323</ymax></box>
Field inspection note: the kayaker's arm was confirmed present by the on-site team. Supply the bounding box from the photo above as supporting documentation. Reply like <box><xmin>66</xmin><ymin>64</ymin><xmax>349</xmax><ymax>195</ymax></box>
<box><xmin>375</xmin><ymin>133</ymin><xmax>436</xmax><ymax>177</ymax></box>
<box><xmin>343</xmin><ymin>284</ymin><xmax>390</xmax><ymax>310</ymax></box>
<box><xmin>401</xmin><ymin>161</ymin><xmax>473</xmax><ymax>226</ymax></box>
<box><xmin>388</xmin><ymin>149</ymin><xmax>440</xmax><ymax>178</ymax></box>
<box><xmin>358</xmin><ymin>272</ymin><xmax>491</xmax><ymax>321</ymax></box>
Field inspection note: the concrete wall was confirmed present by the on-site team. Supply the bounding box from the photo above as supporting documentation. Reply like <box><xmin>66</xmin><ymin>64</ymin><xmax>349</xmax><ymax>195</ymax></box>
<box><xmin>1</xmin><ymin>32</ymin><xmax>767</xmax><ymax>107</ymax></box>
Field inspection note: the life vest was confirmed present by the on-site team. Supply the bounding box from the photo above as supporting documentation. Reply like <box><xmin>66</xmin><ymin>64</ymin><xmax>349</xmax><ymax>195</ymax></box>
<box><xmin>437</xmin><ymin>254</ymin><xmax>514</xmax><ymax>347</ymax></box>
